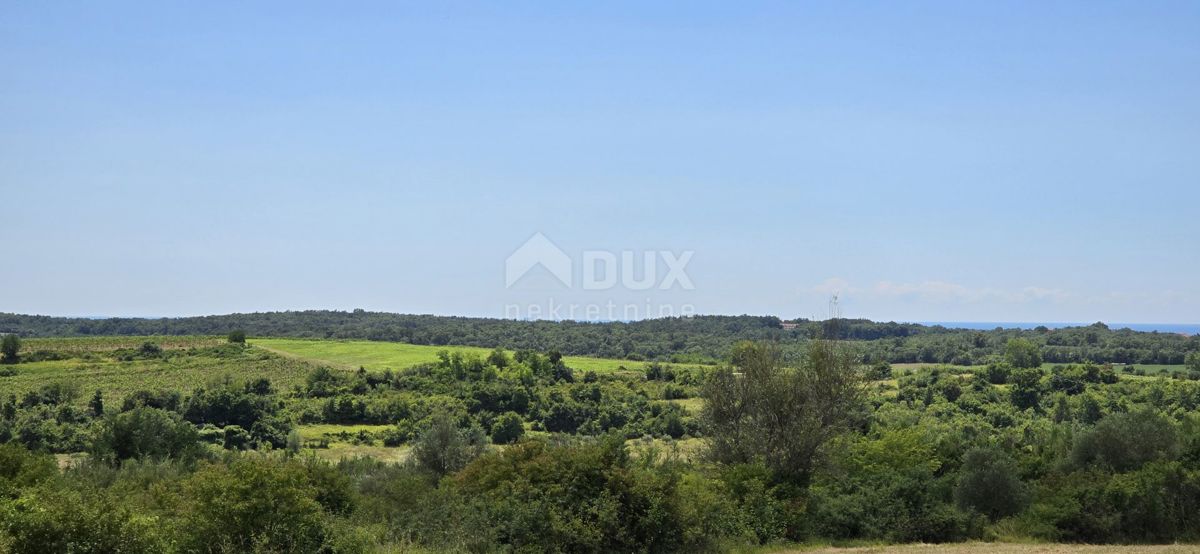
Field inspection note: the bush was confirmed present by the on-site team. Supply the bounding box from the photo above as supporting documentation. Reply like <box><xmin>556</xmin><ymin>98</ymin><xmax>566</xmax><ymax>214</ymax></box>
<box><xmin>227</xmin><ymin>329</ymin><xmax>247</xmax><ymax>344</ymax></box>
<box><xmin>1005</xmin><ymin>338</ymin><xmax>1043</xmax><ymax>369</ymax></box>
<box><xmin>410</xmin><ymin>411</ymin><xmax>487</xmax><ymax>476</ymax></box>
<box><xmin>954</xmin><ymin>447</ymin><xmax>1028</xmax><ymax>520</ymax></box>
<box><xmin>984</xmin><ymin>362</ymin><xmax>1012</xmax><ymax>385</ymax></box>
<box><xmin>0</xmin><ymin>443</ymin><xmax>56</xmax><ymax>498</ymax></box>
<box><xmin>91</xmin><ymin>407</ymin><xmax>202</xmax><ymax>466</ymax></box>
<box><xmin>453</xmin><ymin>436</ymin><xmax>692</xmax><ymax>552</ymax></box>
<box><xmin>490</xmin><ymin>412</ymin><xmax>524</xmax><ymax>444</ymax></box>
<box><xmin>0</xmin><ymin>334</ymin><xmax>19</xmax><ymax>364</ymax></box>
<box><xmin>0</xmin><ymin>485</ymin><xmax>166</xmax><ymax>553</ymax></box>
<box><xmin>1071</xmin><ymin>410</ymin><xmax>1179</xmax><ymax>471</ymax></box>
<box><xmin>178</xmin><ymin>457</ymin><xmax>353</xmax><ymax>553</ymax></box>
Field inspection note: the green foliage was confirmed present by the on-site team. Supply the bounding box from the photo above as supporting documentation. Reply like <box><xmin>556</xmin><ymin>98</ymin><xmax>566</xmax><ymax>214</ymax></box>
<box><xmin>183</xmin><ymin>377</ymin><xmax>290</xmax><ymax>448</ymax></box>
<box><xmin>1071</xmin><ymin>410</ymin><xmax>1179</xmax><ymax>471</ymax></box>
<box><xmin>489</xmin><ymin>411</ymin><xmax>524</xmax><ymax>444</ymax></box>
<box><xmin>703</xmin><ymin>340</ymin><xmax>865</xmax><ymax>485</ymax></box>
<box><xmin>227</xmin><ymin>329</ymin><xmax>246</xmax><ymax>344</ymax></box>
<box><xmin>0</xmin><ymin>443</ymin><xmax>56</xmax><ymax>499</ymax></box>
<box><xmin>0</xmin><ymin>334</ymin><xmax>20</xmax><ymax>363</ymax></box>
<box><xmin>453</xmin><ymin>436</ymin><xmax>701</xmax><ymax>552</ymax></box>
<box><xmin>954</xmin><ymin>447</ymin><xmax>1028</xmax><ymax>520</ymax></box>
<box><xmin>0</xmin><ymin>485</ymin><xmax>166</xmax><ymax>553</ymax></box>
<box><xmin>5</xmin><ymin>312</ymin><xmax>1195</xmax><ymax>366</ymax></box>
<box><xmin>91</xmin><ymin>407</ymin><xmax>202</xmax><ymax>465</ymax></box>
<box><xmin>177</xmin><ymin>457</ymin><xmax>349</xmax><ymax>553</ymax></box>
<box><xmin>88</xmin><ymin>389</ymin><xmax>103</xmax><ymax>416</ymax></box>
<box><xmin>410</xmin><ymin>410</ymin><xmax>487</xmax><ymax>476</ymax></box>
<box><xmin>810</xmin><ymin>429</ymin><xmax>981</xmax><ymax>543</ymax></box>
<box><xmin>984</xmin><ymin>361</ymin><xmax>1012</xmax><ymax>384</ymax></box>
<box><xmin>5</xmin><ymin>330</ymin><xmax>1200</xmax><ymax>550</ymax></box>
<box><xmin>1005</xmin><ymin>338</ymin><xmax>1043</xmax><ymax>369</ymax></box>
<box><xmin>1009</xmin><ymin>366</ymin><xmax>1043</xmax><ymax>411</ymax></box>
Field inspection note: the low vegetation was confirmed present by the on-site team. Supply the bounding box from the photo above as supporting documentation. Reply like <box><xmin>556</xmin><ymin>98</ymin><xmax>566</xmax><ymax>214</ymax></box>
<box><xmin>1</xmin><ymin>326</ymin><xmax>1199</xmax><ymax>552</ymax></box>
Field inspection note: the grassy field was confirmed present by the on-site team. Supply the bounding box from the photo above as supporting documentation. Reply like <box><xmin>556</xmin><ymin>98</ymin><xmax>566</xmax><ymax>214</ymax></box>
<box><xmin>17</xmin><ymin>335</ymin><xmax>227</xmax><ymax>354</ymax></box>
<box><xmin>772</xmin><ymin>544</ymin><xmax>1200</xmax><ymax>554</ymax></box>
<box><xmin>0</xmin><ymin>336</ymin><xmax>709</xmax><ymax>408</ymax></box>
<box><xmin>252</xmin><ymin>337</ymin><xmax>704</xmax><ymax>374</ymax></box>
<box><xmin>1</xmin><ymin>346</ymin><xmax>315</xmax><ymax>404</ymax></box>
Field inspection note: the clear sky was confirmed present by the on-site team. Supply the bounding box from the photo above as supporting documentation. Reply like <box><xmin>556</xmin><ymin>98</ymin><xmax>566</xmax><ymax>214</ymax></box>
<box><xmin>2</xmin><ymin>2</ymin><xmax>1198</xmax><ymax>322</ymax></box>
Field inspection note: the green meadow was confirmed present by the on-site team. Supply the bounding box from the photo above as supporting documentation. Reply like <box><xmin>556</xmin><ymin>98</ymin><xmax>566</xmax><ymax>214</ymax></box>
<box><xmin>252</xmin><ymin>337</ymin><xmax>706</xmax><ymax>374</ymax></box>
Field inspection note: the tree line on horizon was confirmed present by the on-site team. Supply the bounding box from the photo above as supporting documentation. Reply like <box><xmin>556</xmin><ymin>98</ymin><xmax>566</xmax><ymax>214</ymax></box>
<box><xmin>2</xmin><ymin>311</ymin><xmax>1196</xmax><ymax>367</ymax></box>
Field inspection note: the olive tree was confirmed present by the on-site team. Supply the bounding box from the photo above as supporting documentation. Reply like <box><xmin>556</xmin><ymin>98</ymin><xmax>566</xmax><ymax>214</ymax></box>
<box><xmin>702</xmin><ymin>339</ymin><xmax>865</xmax><ymax>486</ymax></box>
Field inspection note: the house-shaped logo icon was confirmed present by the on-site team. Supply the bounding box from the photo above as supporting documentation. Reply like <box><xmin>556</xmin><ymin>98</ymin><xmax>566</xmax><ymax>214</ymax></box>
<box><xmin>505</xmin><ymin>233</ymin><xmax>572</xmax><ymax>288</ymax></box>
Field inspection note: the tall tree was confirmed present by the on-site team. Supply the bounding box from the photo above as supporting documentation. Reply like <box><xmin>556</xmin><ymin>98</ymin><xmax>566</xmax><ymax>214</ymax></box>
<box><xmin>0</xmin><ymin>334</ymin><xmax>20</xmax><ymax>363</ymax></box>
<box><xmin>1005</xmin><ymin>338</ymin><xmax>1043</xmax><ymax>369</ymax></box>
<box><xmin>702</xmin><ymin>339</ymin><xmax>865</xmax><ymax>486</ymax></box>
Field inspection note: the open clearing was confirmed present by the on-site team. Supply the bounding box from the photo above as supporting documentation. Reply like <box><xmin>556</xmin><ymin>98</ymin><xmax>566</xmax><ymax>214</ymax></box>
<box><xmin>0</xmin><ymin>336</ymin><xmax>707</xmax><ymax>405</ymax></box>
<box><xmin>252</xmin><ymin>337</ymin><xmax>708</xmax><ymax>374</ymax></box>
<box><xmin>775</xmin><ymin>543</ymin><xmax>1200</xmax><ymax>553</ymax></box>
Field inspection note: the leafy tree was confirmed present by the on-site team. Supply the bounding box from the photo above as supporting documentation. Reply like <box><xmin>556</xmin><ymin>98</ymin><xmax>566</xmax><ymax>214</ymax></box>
<box><xmin>91</xmin><ymin>407</ymin><xmax>202</xmax><ymax>465</ymax></box>
<box><xmin>411</xmin><ymin>410</ymin><xmax>487</xmax><ymax>476</ymax></box>
<box><xmin>138</xmin><ymin>341</ymin><xmax>162</xmax><ymax>356</ymax></box>
<box><xmin>868</xmin><ymin>361</ymin><xmax>892</xmax><ymax>380</ymax></box>
<box><xmin>178</xmin><ymin>457</ymin><xmax>336</xmax><ymax>553</ymax></box>
<box><xmin>1188</xmin><ymin>351</ymin><xmax>1200</xmax><ymax>373</ymax></box>
<box><xmin>227</xmin><ymin>329</ymin><xmax>247</xmax><ymax>344</ymax></box>
<box><xmin>1003</xmin><ymin>338</ymin><xmax>1041</xmax><ymax>366</ymax></box>
<box><xmin>88</xmin><ymin>389</ymin><xmax>104</xmax><ymax>417</ymax></box>
<box><xmin>984</xmin><ymin>361</ymin><xmax>1012</xmax><ymax>385</ymax></box>
<box><xmin>0</xmin><ymin>334</ymin><xmax>20</xmax><ymax>363</ymax></box>
<box><xmin>453</xmin><ymin>436</ymin><xmax>692</xmax><ymax>552</ymax></box>
<box><xmin>490</xmin><ymin>412</ymin><xmax>525</xmax><ymax>444</ymax></box>
<box><xmin>0</xmin><ymin>486</ymin><xmax>166</xmax><ymax>553</ymax></box>
<box><xmin>487</xmin><ymin>347</ymin><xmax>510</xmax><ymax>368</ymax></box>
<box><xmin>953</xmin><ymin>447</ymin><xmax>1028</xmax><ymax>520</ymax></box>
<box><xmin>1009</xmin><ymin>366</ymin><xmax>1043</xmax><ymax>411</ymax></box>
<box><xmin>183</xmin><ymin>377</ymin><xmax>289</xmax><ymax>447</ymax></box>
<box><xmin>702</xmin><ymin>339</ymin><xmax>865</xmax><ymax>486</ymax></box>
<box><xmin>0</xmin><ymin>443</ymin><xmax>56</xmax><ymax>498</ymax></box>
<box><xmin>1005</xmin><ymin>338</ymin><xmax>1043</xmax><ymax>369</ymax></box>
<box><xmin>1071</xmin><ymin>410</ymin><xmax>1179</xmax><ymax>471</ymax></box>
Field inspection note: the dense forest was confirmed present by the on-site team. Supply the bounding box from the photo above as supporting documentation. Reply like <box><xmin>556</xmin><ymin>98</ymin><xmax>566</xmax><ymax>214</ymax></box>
<box><xmin>2</xmin><ymin>311</ymin><xmax>1197</xmax><ymax>366</ymax></box>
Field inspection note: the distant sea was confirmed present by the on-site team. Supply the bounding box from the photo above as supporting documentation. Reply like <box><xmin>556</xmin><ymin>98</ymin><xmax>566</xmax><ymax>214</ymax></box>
<box><xmin>917</xmin><ymin>322</ymin><xmax>1200</xmax><ymax>336</ymax></box>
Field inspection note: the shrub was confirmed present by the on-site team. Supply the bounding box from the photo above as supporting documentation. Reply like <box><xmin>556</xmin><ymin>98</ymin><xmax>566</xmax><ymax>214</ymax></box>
<box><xmin>0</xmin><ymin>443</ymin><xmax>56</xmax><ymax>498</ymax></box>
<box><xmin>490</xmin><ymin>412</ymin><xmax>524</xmax><ymax>444</ymax></box>
<box><xmin>1005</xmin><ymin>338</ymin><xmax>1042</xmax><ymax>369</ymax></box>
<box><xmin>0</xmin><ymin>334</ymin><xmax>20</xmax><ymax>364</ymax></box>
<box><xmin>1071</xmin><ymin>410</ymin><xmax>1179</xmax><ymax>471</ymax></box>
<box><xmin>703</xmin><ymin>340</ymin><xmax>864</xmax><ymax>486</ymax></box>
<box><xmin>177</xmin><ymin>457</ymin><xmax>340</xmax><ymax>553</ymax></box>
<box><xmin>0</xmin><ymin>485</ymin><xmax>165</xmax><ymax>553</ymax></box>
<box><xmin>410</xmin><ymin>411</ymin><xmax>487</xmax><ymax>476</ymax></box>
<box><xmin>954</xmin><ymin>447</ymin><xmax>1028</xmax><ymax>520</ymax></box>
<box><xmin>91</xmin><ymin>407</ymin><xmax>202</xmax><ymax>466</ymax></box>
<box><xmin>453</xmin><ymin>436</ymin><xmax>691</xmax><ymax>552</ymax></box>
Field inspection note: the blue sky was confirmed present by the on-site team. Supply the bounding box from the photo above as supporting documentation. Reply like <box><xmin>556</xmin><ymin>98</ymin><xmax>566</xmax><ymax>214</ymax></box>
<box><xmin>2</xmin><ymin>2</ymin><xmax>1198</xmax><ymax>322</ymax></box>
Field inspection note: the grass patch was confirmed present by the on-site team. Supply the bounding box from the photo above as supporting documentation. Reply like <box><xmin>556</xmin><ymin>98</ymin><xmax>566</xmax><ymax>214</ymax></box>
<box><xmin>297</xmin><ymin>423</ymin><xmax>394</xmax><ymax>441</ymax></box>
<box><xmin>252</xmin><ymin>337</ymin><xmax>703</xmax><ymax>374</ymax></box>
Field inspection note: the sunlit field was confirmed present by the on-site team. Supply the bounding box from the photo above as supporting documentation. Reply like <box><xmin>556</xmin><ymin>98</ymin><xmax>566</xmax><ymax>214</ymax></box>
<box><xmin>252</xmin><ymin>336</ymin><xmax>709</xmax><ymax>374</ymax></box>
